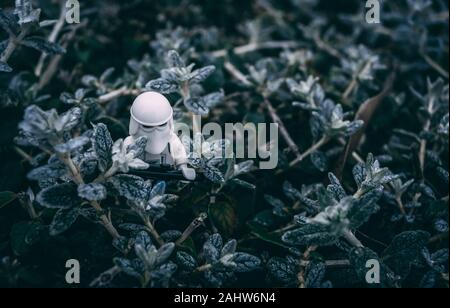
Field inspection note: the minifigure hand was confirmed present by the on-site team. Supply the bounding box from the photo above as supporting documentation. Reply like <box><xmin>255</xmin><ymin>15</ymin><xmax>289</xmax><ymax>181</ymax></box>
<box><xmin>179</xmin><ymin>164</ymin><xmax>196</xmax><ymax>181</ymax></box>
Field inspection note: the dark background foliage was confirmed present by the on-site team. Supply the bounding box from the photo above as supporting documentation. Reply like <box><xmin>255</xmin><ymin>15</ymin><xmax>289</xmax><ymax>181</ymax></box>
<box><xmin>0</xmin><ymin>0</ymin><xmax>448</xmax><ymax>288</ymax></box>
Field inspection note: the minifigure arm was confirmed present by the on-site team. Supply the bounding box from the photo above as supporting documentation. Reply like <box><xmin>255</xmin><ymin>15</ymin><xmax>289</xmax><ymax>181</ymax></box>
<box><xmin>170</xmin><ymin>134</ymin><xmax>196</xmax><ymax>180</ymax></box>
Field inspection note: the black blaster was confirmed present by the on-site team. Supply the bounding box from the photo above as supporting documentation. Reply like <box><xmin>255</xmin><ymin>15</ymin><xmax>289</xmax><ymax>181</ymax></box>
<box><xmin>128</xmin><ymin>164</ymin><xmax>197</xmax><ymax>181</ymax></box>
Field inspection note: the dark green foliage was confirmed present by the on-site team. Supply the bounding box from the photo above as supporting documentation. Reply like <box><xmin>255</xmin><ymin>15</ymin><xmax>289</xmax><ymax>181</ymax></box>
<box><xmin>0</xmin><ymin>0</ymin><xmax>448</xmax><ymax>288</ymax></box>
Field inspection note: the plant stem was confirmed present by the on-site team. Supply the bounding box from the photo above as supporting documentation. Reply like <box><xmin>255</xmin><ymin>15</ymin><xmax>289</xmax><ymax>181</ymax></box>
<box><xmin>144</xmin><ymin>218</ymin><xmax>164</xmax><ymax>246</ymax></box>
<box><xmin>395</xmin><ymin>195</ymin><xmax>407</xmax><ymax>215</ymax></box>
<box><xmin>210</xmin><ymin>41</ymin><xmax>299</xmax><ymax>58</ymax></box>
<box><xmin>419</xmin><ymin>97</ymin><xmax>436</xmax><ymax>175</ymax></box>
<box><xmin>342</xmin><ymin>228</ymin><xmax>364</xmax><ymax>248</ymax></box>
<box><xmin>98</xmin><ymin>87</ymin><xmax>139</xmax><ymax>104</ymax></box>
<box><xmin>176</xmin><ymin>213</ymin><xmax>207</xmax><ymax>245</ymax></box>
<box><xmin>58</xmin><ymin>153</ymin><xmax>121</xmax><ymax>240</ymax></box>
<box><xmin>288</xmin><ymin>136</ymin><xmax>329</xmax><ymax>168</ymax></box>
<box><xmin>1</xmin><ymin>25</ymin><xmax>31</xmax><ymax>63</ymax></box>
<box><xmin>298</xmin><ymin>245</ymin><xmax>317</xmax><ymax>288</ymax></box>
<box><xmin>264</xmin><ymin>98</ymin><xmax>301</xmax><ymax>158</ymax></box>
<box><xmin>195</xmin><ymin>263</ymin><xmax>213</xmax><ymax>272</ymax></box>
<box><xmin>35</xmin><ymin>1</ymin><xmax>67</xmax><ymax>77</ymax></box>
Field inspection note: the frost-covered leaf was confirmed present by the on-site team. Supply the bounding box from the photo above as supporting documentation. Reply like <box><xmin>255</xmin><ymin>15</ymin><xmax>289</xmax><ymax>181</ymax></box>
<box><xmin>203</xmin><ymin>233</ymin><xmax>222</xmax><ymax>263</ymax></box>
<box><xmin>145</xmin><ymin>78</ymin><xmax>179</xmax><ymax>94</ymax></box>
<box><xmin>113</xmin><ymin>258</ymin><xmax>142</xmax><ymax>280</ymax></box>
<box><xmin>190</xmin><ymin>65</ymin><xmax>215</xmax><ymax>84</ymax></box>
<box><xmin>383</xmin><ymin>231</ymin><xmax>431</xmax><ymax>278</ymax></box>
<box><xmin>21</xmin><ymin>37</ymin><xmax>66</xmax><ymax>55</ymax></box>
<box><xmin>221</xmin><ymin>239</ymin><xmax>237</xmax><ymax>257</ymax></box>
<box><xmin>156</xmin><ymin>242</ymin><xmax>175</xmax><ymax>265</ymax></box>
<box><xmin>54</xmin><ymin>107</ymin><xmax>82</xmax><ymax>132</ymax></box>
<box><xmin>92</xmin><ymin>123</ymin><xmax>113</xmax><ymax>172</ymax></box>
<box><xmin>267</xmin><ymin>256</ymin><xmax>299</xmax><ymax>286</ymax></box>
<box><xmin>0</xmin><ymin>61</ymin><xmax>12</xmax><ymax>73</ymax></box>
<box><xmin>282</xmin><ymin>224</ymin><xmax>337</xmax><ymax>246</ymax></box>
<box><xmin>14</xmin><ymin>0</ymin><xmax>41</xmax><ymax>25</ymax></box>
<box><xmin>77</xmin><ymin>183</ymin><xmax>107</xmax><ymax>201</ymax></box>
<box><xmin>49</xmin><ymin>208</ymin><xmax>79</xmax><ymax>236</ymax></box>
<box><xmin>327</xmin><ymin>173</ymin><xmax>347</xmax><ymax>200</ymax></box>
<box><xmin>203</xmin><ymin>90</ymin><xmax>225</xmax><ymax>108</ymax></box>
<box><xmin>109</xmin><ymin>174</ymin><xmax>151</xmax><ymax>202</ymax></box>
<box><xmin>166</xmin><ymin>50</ymin><xmax>185</xmax><ymax>68</ymax></box>
<box><xmin>305</xmin><ymin>262</ymin><xmax>326</xmax><ymax>288</ymax></box>
<box><xmin>232</xmin><ymin>252</ymin><xmax>261</xmax><ymax>273</ymax></box>
<box><xmin>203</xmin><ymin>164</ymin><xmax>225</xmax><ymax>183</ymax></box>
<box><xmin>54</xmin><ymin>136</ymin><xmax>89</xmax><ymax>154</ymax></box>
<box><xmin>0</xmin><ymin>10</ymin><xmax>18</xmax><ymax>35</ymax></box>
<box><xmin>185</xmin><ymin>97</ymin><xmax>209</xmax><ymax>115</ymax></box>
<box><xmin>176</xmin><ymin>251</ymin><xmax>197</xmax><ymax>271</ymax></box>
<box><xmin>36</xmin><ymin>183</ymin><xmax>82</xmax><ymax>209</ymax></box>
<box><xmin>434</xmin><ymin>219</ymin><xmax>449</xmax><ymax>233</ymax></box>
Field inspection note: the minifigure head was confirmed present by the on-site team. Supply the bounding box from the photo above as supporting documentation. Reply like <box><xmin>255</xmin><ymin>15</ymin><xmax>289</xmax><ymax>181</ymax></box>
<box><xmin>129</xmin><ymin>92</ymin><xmax>173</xmax><ymax>154</ymax></box>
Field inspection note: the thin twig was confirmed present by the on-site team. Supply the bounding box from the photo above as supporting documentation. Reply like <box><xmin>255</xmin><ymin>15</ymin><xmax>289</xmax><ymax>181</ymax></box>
<box><xmin>0</xmin><ymin>25</ymin><xmax>31</xmax><ymax>63</ymax></box>
<box><xmin>211</xmin><ymin>41</ymin><xmax>299</xmax><ymax>58</ymax></box>
<box><xmin>223</xmin><ymin>61</ymin><xmax>253</xmax><ymax>87</ymax></box>
<box><xmin>264</xmin><ymin>98</ymin><xmax>301</xmax><ymax>158</ymax></box>
<box><xmin>38</xmin><ymin>21</ymin><xmax>86</xmax><ymax>90</ymax></box>
<box><xmin>58</xmin><ymin>152</ymin><xmax>121</xmax><ymax>239</ymax></box>
<box><xmin>175</xmin><ymin>213</ymin><xmax>207</xmax><ymax>245</ymax></box>
<box><xmin>419</xmin><ymin>97</ymin><xmax>436</xmax><ymax>175</ymax></box>
<box><xmin>144</xmin><ymin>218</ymin><xmax>164</xmax><ymax>246</ymax></box>
<box><xmin>421</xmin><ymin>52</ymin><xmax>449</xmax><ymax>80</ymax></box>
<box><xmin>98</xmin><ymin>87</ymin><xmax>140</xmax><ymax>104</ymax></box>
<box><xmin>35</xmin><ymin>1</ymin><xmax>67</xmax><ymax>77</ymax></box>
<box><xmin>298</xmin><ymin>245</ymin><xmax>317</xmax><ymax>288</ymax></box>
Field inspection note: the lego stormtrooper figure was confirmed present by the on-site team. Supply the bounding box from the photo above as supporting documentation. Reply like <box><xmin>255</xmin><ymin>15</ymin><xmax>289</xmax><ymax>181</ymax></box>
<box><xmin>124</xmin><ymin>92</ymin><xmax>196</xmax><ymax>181</ymax></box>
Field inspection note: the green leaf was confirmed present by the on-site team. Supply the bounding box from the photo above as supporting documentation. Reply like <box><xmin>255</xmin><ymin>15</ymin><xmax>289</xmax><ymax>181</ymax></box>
<box><xmin>49</xmin><ymin>208</ymin><xmax>80</xmax><ymax>236</ymax></box>
<box><xmin>0</xmin><ymin>191</ymin><xmax>17</xmax><ymax>209</ymax></box>
<box><xmin>36</xmin><ymin>183</ymin><xmax>82</xmax><ymax>209</ymax></box>
<box><xmin>209</xmin><ymin>202</ymin><xmax>237</xmax><ymax>237</ymax></box>
<box><xmin>247</xmin><ymin>221</ymin><xmax>291</xmax><ymax>249</ymax></box>
<box><xmin>10</xmin><ymin>221</ymin><xmax>43</xmax><ymax>256</ymax></box>
<box><xmin>383</xmin><ymin>230</ymin><xmax>431</xmax><ymax>278</ymax></box>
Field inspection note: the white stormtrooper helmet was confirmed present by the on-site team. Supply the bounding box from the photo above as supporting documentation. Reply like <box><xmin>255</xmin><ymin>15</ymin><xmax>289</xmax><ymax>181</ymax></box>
<box><xmin>129</xmin><ymin>92</ymin><xmax>173</xmax><ymax>155</ymax></box>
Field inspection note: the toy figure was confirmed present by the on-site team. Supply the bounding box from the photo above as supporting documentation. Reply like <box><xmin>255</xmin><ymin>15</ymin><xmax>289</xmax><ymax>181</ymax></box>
<box><xmin>124</xmin><ymin>92</ymin><xmax>196</xmax><ymax>181</ymax></box>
